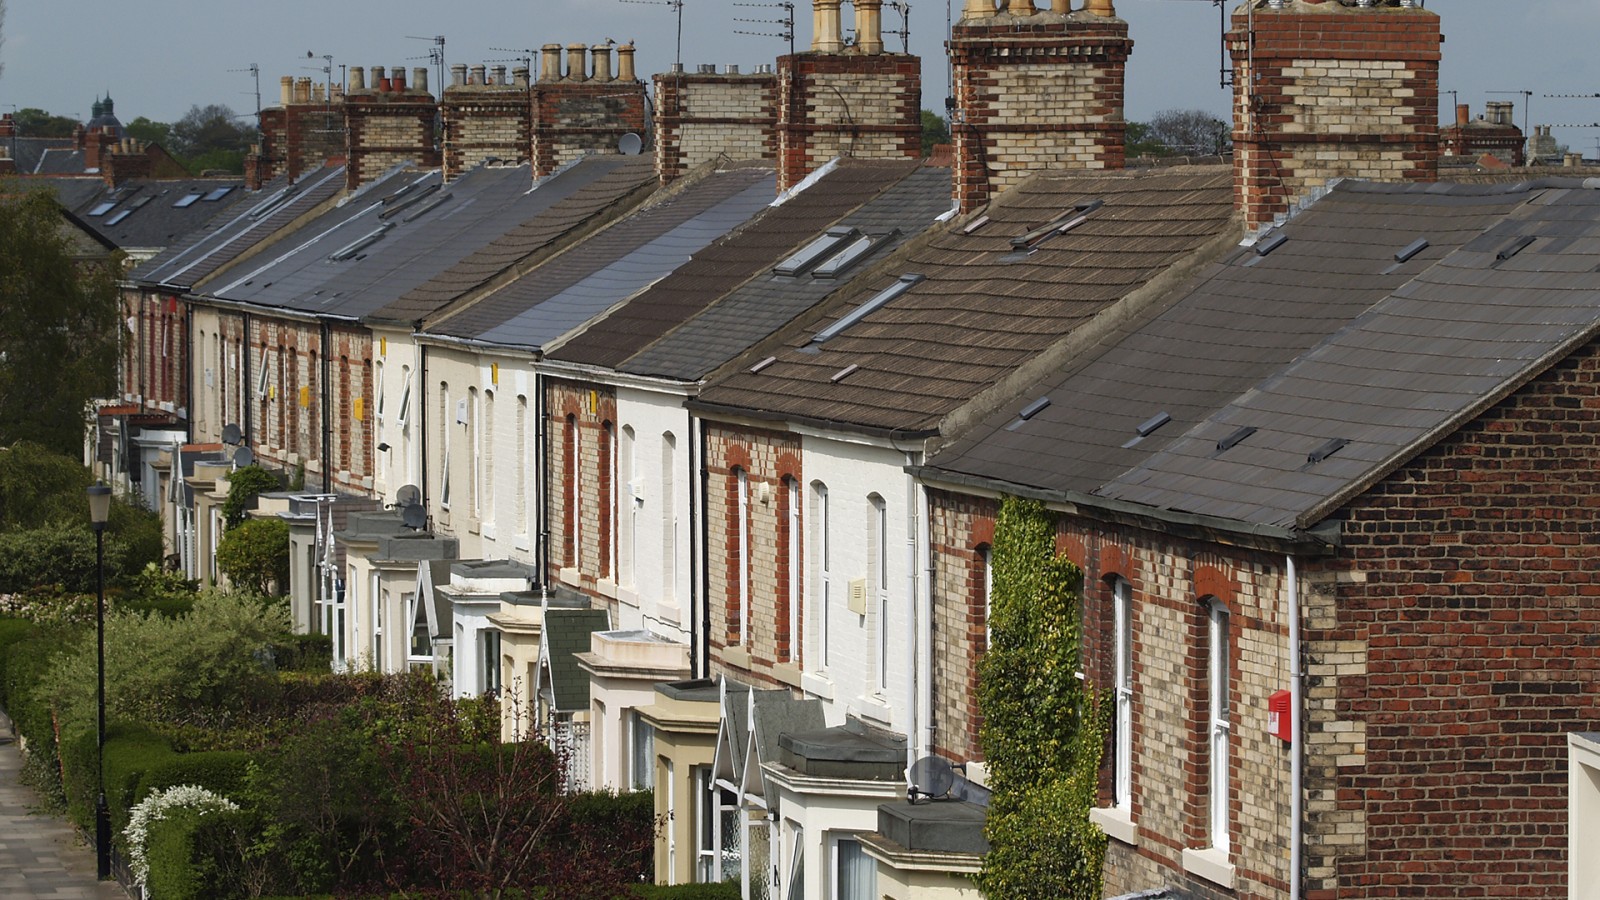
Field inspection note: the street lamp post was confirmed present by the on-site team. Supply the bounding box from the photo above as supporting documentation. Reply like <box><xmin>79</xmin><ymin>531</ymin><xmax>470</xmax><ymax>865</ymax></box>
<box><xmin>86</xmin><ymin>483</ymin><xmax>112</xmax><ymax>880</ymax></box>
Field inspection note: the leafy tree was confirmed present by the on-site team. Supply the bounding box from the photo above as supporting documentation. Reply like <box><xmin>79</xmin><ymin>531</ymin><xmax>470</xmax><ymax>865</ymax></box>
<box><xmin>12</xmin><ymin>107</ymin><xmax>79</xmax><ymax>138</ymax></box>
<box><xmin>1142</xmin><ymin>108</ymin><xmax>1231</xmax><ymax>156</ymax></box>
<box><xmin>0</xmin><ymin>443</ymin><xmax>162</xmax><ymax>588</ymax></box>
<box><xmin>124</xmin><ymin>116</ymin><xmax>174</xmax><ymax>149</ymax></box>
<box><xmin>921</xmin><ymin>109</ymin><xmax>950</xmax><ymax>157</ymax></box>
<box><xmin>223</xmin><ymin>464</ymin><xmax>279</xmax><ymax>527</ymax></box>
<box><xmin>0</xmin><ymin>191</ymin><xmax>121</xmax><ymax>455</ymax></box>
<box><xmin>170</xmin><ymin>104</ymin><xmax>256</xmax><ymax>173</ymax></box>
<box><xmin>975</xmin><ymin>496</ymin><xmax>1108</xmax><ymax>900</ymax></box>
<box><xmin>217</xmin><ymin>517</ymin><xmax>289</xmax><ymax>597</ymax></box>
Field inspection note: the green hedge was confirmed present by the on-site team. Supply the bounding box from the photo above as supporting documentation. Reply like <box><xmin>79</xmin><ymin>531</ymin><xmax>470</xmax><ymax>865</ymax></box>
<box><xmin>633</xmin><ymin>883</ymin><xmax>740</xmax><ymax>899</ymax></box>
<box><xmin>0</xmin><ymin>617</ymin><xmax>39</xmax><ymax>712</ymax></box>
<box><xmin>146</xmin><ymin>806</ymin><xmax>254</xmax><ymax>900</ymax></box>
<box><xmin>271</xmin><ymin>632</ymin><xmax>332</xmax><ymax>673</ymax></box>
<box><xmin>59</xmin><ymin>723</ymin><xmax>251</xmax><ymax>842</ymax></box>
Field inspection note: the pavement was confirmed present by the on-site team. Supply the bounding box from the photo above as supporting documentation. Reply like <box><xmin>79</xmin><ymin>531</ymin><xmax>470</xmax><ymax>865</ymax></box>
<box><xmin>0</xmin><ymin>714</ymin><xmax>128</xmax><ymax>899</ymax></box>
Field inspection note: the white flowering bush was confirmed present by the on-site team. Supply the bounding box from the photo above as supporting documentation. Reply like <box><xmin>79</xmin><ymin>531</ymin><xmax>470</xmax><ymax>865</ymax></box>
<box><xmin>124</xmin><ymin>784</ymin><xmax>239</xmax><ymax>892</ymax></box>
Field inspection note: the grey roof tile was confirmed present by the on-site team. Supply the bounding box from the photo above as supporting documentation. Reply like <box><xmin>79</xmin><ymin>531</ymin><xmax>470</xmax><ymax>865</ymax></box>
<box><xmin>429</xmin><ymin>166</ymin><xmax>777</xmax><ymax>350</ymax></box>
<box><xmin>930</xmin><ymin>178</ymin><xmax>1600</xmax><ymax>532</ymax></box>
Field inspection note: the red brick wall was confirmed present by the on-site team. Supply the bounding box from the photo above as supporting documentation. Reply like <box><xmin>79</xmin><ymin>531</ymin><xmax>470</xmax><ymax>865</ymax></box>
<box><xmin>1299</xmin><ymin>340</ymin><xmax>1600</xmax><ymax>898</ymax></box>
<box><xmin>1228</xmin><ymin>7</ymin><xmax>1440</xmax><ymax>229</ymax></box>
<box><xmin>124</xmin><ymin>290</ymin><xmax>188</xmax><ymax>414</ymax></box>
<box><xmin>531</xmin><ymin>81</ymin><xmax>648</xmax><ymax>178</ymax></box>
<box><xmin>703</xmin><ymin>420</ymin><xmax>803</xmax><ymax>688</ymax></box>
<box><xmin>546</xmin><ymin>378</ymin><xmax>619</xmax><ymax>611</ymax></box>
<box><xmin>774</xmin><ymin>52</ymin><xmax>921</xmax><ymax>193</ymax></box>
<box><xmin>949</xmin><ymin>17</ymin><xmax>1131</xmax><ymax>213</ymax></box>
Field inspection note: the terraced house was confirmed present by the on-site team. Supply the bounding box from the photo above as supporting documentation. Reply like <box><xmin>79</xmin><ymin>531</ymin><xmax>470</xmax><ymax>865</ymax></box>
<box><xmin>90</xmin><ymin>1</ymin><xmax>1600</xmax><ymax>898</ymax></box>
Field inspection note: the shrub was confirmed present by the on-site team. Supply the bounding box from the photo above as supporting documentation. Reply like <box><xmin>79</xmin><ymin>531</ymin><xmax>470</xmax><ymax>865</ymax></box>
<box><xmin>222</xmin><ymin>465</ymin><xmax>279</xmax><ymax>528</ymax></box>
<box><xmin>120</xmin><ymin>564</ymin><xmax>199</xmax><ymax>618</ymax></box>
<box><xmin>145</xmin><ymin>805</ymin><xmax>261</xmax><ymax>900</ymax></box>
<box><xmin>0</xmin><ymin>523</ymin><xmax>107</xmax><ymax>593</ymax></box>
<box><xmin>633</xmin><ymin>884</ymin><xmax>741</xmax><ymax>899</ymax></box>
<box><xmin>271</xmin><ymin>633</ymin><xmax>332</xmax><ymax>673</ymax></box>
<box><xmin>0</xmin><ymin>616</ymin><xmax>38</xmax><ymax>710</ymax></box>
<box><xmin>569</xmin><ymin>789</ymin><xmax>657</xmax><ymax>882</ymax></box>
<box><xmin>217</xmin><ymin>517</ymin><xmax>290</xmax><ymax>596</ymax></box>
<box><xmin>124</xmin><ymin>784</ymin><xmax>239</xmax><ymax>893</ymax></box>
<box><xmin>39</xmin><ymin>590</ymin><xmax>290</xmax><ymax>744</ymax></box>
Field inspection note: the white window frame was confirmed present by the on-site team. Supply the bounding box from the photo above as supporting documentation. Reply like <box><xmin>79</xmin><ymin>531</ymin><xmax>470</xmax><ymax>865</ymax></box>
<box><xmin>1114</xmin><ymin>577</ymin><xmax>1134</xmax><ymax>810</ymax></box>
<box><xmin>662</xmin><ymin>433</ymin><xmax>677</xmax><ymax>603</ymax></box>
<box><xmin>516</xmin><ymin>396</ymin><xmax>529</xmax><ymax>540</ymax></box>
<box><xmin>736</xmin><ymin>468</ymin><xmax>750</xmax><ymax>646</ymax></box>
<box><xmin>605</xmin><ymin>420</ymin><xmax>618</xmax><ymax>580</ymax></box>
<box><xmin>440</xmin><ymin>385</ymin><xmax>452</xmax><ymax>510</ymax></box>
<box><xmin>570</xmin><ymin>416</ymin><xmax>582</xmax><ymax>567</ymax></box>
<box><xmin>811</xmin><ymin>482</ymin><xmax>830</xmax><ymax>671</ymax></box>
<box><xmin>869</xmin><ymin>494</ymin><xmax>888</xmax><ymax>692</ymax></box>
<box><xmin>1209</xmin><ymin>600</ymin><xmax>1231</xmax><ymax>854</ymax></box>
<box><xmin>831</xmin><ymin>834</ymin><xmax>875</xmax><ymax>900</ymax></box>
<box><xmin>786</xmin><ymin>478</ymin><xmax>801</xmax><ymax>664</ymax></box>
<box><xmin>482</xmin><ymin>389</ymin><xmax>495</xmax><ymax>525</ymax></box>
<box><xmin>621</xmin><ymin>425</ymin><xmax>637</xmax><ymax>587</ymax></box>
<box><xmin>469</xmin><ymin>388</ymin><xmax>482</xmax><ymax>518</ymax></box>
<box><xmin>630</xmin><ymin>710</ymin><xmax>655</xmax><ymax>790</ymax></box>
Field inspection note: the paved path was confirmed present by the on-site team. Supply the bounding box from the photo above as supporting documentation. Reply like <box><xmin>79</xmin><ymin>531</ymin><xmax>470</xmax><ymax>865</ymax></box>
<box><xmin>0</xmin><ymin>714</ymin><xmax>128</xmax><ymax>899</ymax></box>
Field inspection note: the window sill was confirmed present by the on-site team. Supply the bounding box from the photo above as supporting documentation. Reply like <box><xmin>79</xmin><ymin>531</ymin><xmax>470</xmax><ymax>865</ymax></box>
<box><xmin>801</xmin><ymin>671</ymin><xmax>834</xmax><ymax>700</ymax></box>
<box><xmin>512</xmin><ymin>534</ymin><xmax>530</xmax><ymax>552</ymax></box>
<box><xmin>722</xmin><ymin>646</ymin><xmax>751</xmax><ymax>672</ymax></box>
<box><xmin>481</xmin><ymin>525</ymin><xmax>496</xmax><ymax>542</ymax></box>
<box><xmin>558</xmin><ymin>566</ymin><xmax>581</xmax><ymax>588</ymax></box>
<box><xmin>852</xmin><ymin>693</ymin><xmax>894</xmax><ymax>728</ymax></box>
<box><xmin>597</xmin><ymin>578</ymin><xmax>619</xmax><ymax>600</ymax></box>
<box><xmin>772</xmin><ymin>663</ymin><xmax>803</xmax><ymax>689</ymax></box>
<box><xmin>1181</xmin><ymin>846</ymin><xmax>1234</xmax><ymax>890</ymax></box>
<box><xmin>1088</xmin><ymin>806</ymin><xmax>1138</xmax><ymax>846</ymax></box>
<box><xmin>653</xmin><ymin>601</ymin><xmax>680</xmax><ymax>626</ymax></box>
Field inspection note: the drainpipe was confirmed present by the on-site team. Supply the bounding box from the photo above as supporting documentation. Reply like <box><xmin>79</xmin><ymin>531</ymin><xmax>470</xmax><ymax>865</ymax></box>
<box><xmin>183</xmin><ymin>303</ymin><xmax>195</xmax><ymax>444</ymax></box>
<box><xmin>687</xmin><ymin>405</ymin><xmax>700</xmax><ymax>678</ymax></box>
<box><xmin>536</xmin><ymin>369</ymin><xmax>549</xmax><ymax>587</ymax></box>
<box><xmin>242</xmin><ymin>313</ymin><xmax>254</xmax><ymax>444</ymax></box>
<box><xmin>919</xmin><ymin>479</ymin><xmax>934</xmax><ymax>764</ymax></box>
<box><xmin>1287</xmin><ymin>554</ymin><xmax>1303</xmax><ymax>900</ymax></box>
<box><xmin>697</xmin><ymin>415</ymin><xmax>712</xmax><ymax>676</ymax></box>
<box><xmin>420</xmin><ymin>343</ymin><xmax>430</xmax><ymax>511</ymax></box>
<box><xmin>903</xmin><ymin>453</ymin><xmax>922</xmax><ymax>770</ymax></box>
<box><xmin>320</xmin><ymin>322</ymin><xmax>332</xmax><ymax>493</ymax></box>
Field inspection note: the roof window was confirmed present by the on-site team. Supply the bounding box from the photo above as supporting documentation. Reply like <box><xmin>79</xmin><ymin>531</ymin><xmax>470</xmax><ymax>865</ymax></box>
<box><xmin>809</xmin><ymin>274</ymin><xmax>925</xmax><ymax>346</ymax></box>
<box><xmin>813</xmin><ymin>230</ymin><xmax>898</xmax><ymax>280</ymax></box>
<box><xmin>775</xmin><ymin>227</ymin><xmax>858</xmax><ymax>277</ymax></box>
<box><xmin>329</xmin><ymin>223</ymin><xmax>395</xmax><ymax>261</ymax></box>
<box><xmin>202</xmin><ymin>186</ymin><xmax>235</xmax><ymax>202</ymax></box>
<box><xmin>173</xmin><ymin>193</ymin><xmax>203</xmax><ymax>208</ymax></box>
<box><xmin>87</xmin><ymin>201</ymin><xmax>117</xmax><ymax>217</ymax></box>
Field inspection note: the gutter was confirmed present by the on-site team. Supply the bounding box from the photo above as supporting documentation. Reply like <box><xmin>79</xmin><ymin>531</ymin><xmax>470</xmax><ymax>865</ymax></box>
<box><xmin>687</xmin><ymin>397</ymin><xmax>939</xmax><ymax>444</ymax></box>
<box><xmin>910</xmin><ymin>466</ymin><xmax>1335</xmax><ymax>556</ymax></box>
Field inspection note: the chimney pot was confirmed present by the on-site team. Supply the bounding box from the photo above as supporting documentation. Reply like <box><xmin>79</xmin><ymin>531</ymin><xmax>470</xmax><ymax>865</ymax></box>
<box><xmin>280</xmin><ymin>75</ymin><xmax>295</xmax><ymax>107</ymax></box>
<box><xmin>451</xmin><ymin>64</ymin><xmax>468</xmax><ymax>87</ymax></box>
<box><xmin>471</xmin><ymin>64</ymin><xmax>487</xmax><ymax>86</ymax></box>
<box><xmin>296</xmin><ymin>77</ymin><xmax>313</xmax><ymax>104</ymax></box>
<box><xmin>814</xmin><ymin>0</ymin><xmax>844</xmax><ymax>52</ymax></box>
<box><xmin>350</xmin><ymin>67</ymin><xmax>367</xmax><ymax>91</ymax></box>
<box><xmin>618</xmin><ymin>43</ymin><xmax>637</xmax><ymax>81</ymax></box>
<box><xmin>726</xmin><ymin>64</ymin><xmax>740</xmax><ymax>75</ymax></box>
<box><xmin>392</xmin><ymin>67</ymin><xmax>407</xmax><ymax>91</ymax></box>
<box><xmin>1456</xmin><ymin>103</ymin><xmax>1470</xmax><ymax>127</ymax></box>
<box><xmin>962</xmin><ymin>0</ymin><xmax>997</xmax><ymax>20</ymax></box>
<box><xmin>1005</xmin><ymin>0</ymin><xmax>1036</xmax><ymax>17</ymax></box>
<box><xmin>1084</xmin><ymin>0</ymin><xmax>1114</xmax><ymax>14</ymax></box>
<box><xmin>592</xmin><ymin>44</ymin><xmax>614</xmax><ymax>82</ymax></box>
<box><xmin>371</xmin><ymin>66</ymin><xmax>386</xmax><ymax>92</ymax></box>
<box><xmin>493</xmin><ymin>65</ymin><xmax>507</xmax><ymax>85</ymax></box>
<box><xmin>567</xmin><ymin>43</ymin><xmax>590</xmax><ymax>81</ymax></box>
<box><xmin>414</xmin><ymin>67</ymin><xmax>429</xmax><ymax>94</ymax></box>
<box><xmin>698</xmin><ymin>64</ymin><xmax>716</xmax><ymax>75</ymax></box>
<box><xmin>514</xmin><ymin>66</ymin><xmax>531</xmax><ymax>89</ymax></box>
<box><xmin>856</xmin><ymin>0</ymin><xmax>884</xmax><ymax>54</ymax></box>
<box><xmin>541</xmin><ymin>44</ymin><xmax>563</xmax><ymax>82</ymax></box>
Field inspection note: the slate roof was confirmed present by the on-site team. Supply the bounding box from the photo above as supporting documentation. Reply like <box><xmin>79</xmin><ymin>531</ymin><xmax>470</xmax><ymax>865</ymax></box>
<box><xmin>34</xmin><ymin>147</ymin><xmax>86</xmax><ymax>175</ymax></box>
<box><xmin>69</xmin><ymin>177</ymin><xmax>246</xmax><ymax>251</ymax></box>
<box><xmin>131</xmin><ymin>167</ymin><xmax>347</xmax><ymax>292</ymax></box>
<box><xmin>4</xmin><ymin>137</ymin><xmax>76</xmax><ymax>174</ymax></box>
<box><xmin>552</xmin><ymin>159</ymin><xmax>942</xmax><ymax>372</ymax></box>
<box><xmin>428</xmin><ymin>164</ymin><xmax>777</xmax><ymax>349</ymax></box>
<box><xmin>928</xmin><ymin>178</ymin><xmax>1600</xmax><ymax>533</ymax></box>
<box><xmin>543</xmin><ymin>607</ymin><xmax>611</xmax><ymax>712</ymax></box>
<box><xmin>691</xmin><ymin>167</ymin><xmax>1238</xmax><ymax>434</ymax></box>
<box><xmin>205</xmin><ymin>164</ymin><xmax>591</xmax><ymax>322</ymax></box>
<box><xmin>132</xmin><ymin>168</ymin><xmax>347</xmax><ymax>291</ymax></box>
<box><xmin>609</xmin><ymin>162</ymin><xmax>955</xmax><ymax>381</ymax></box>
<box><xmin>374</xmin><ymin>155</ymin><xmax>658</xmax><ymax>326</ymax></box>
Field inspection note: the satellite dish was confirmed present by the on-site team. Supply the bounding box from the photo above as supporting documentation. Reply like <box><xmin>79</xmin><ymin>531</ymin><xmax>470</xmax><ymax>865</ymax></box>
<box><xmin>232</xmin><ymin>447</ymin><xmax>255</xmax><ymax>469</ymax></box>
<box><xmin>396</xmin><ymin>484</ymin><xmax>422</xmax><ymax>508</ymax></box>
<box><xmin>401</xmin><ymin>502</ymin><xmax>428</xmax><ymax>531</ymax></box>
<box><xmin>907</xmin><ymin>756</ymin><xmax>956</xmax><ymax>804</ymax></box>
<box><xmin>617</xmin><ymin>132</ymin><xmax>643</xmax><ymax>156</ymax></box>
<box><xmin>221</xmin><ymin>423</ymin><xmax>242</xmax><ymax>446</ymax></box>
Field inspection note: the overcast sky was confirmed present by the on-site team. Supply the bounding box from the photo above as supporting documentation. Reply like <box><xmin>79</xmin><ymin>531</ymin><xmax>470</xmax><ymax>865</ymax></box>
<box><xmin>2</xmin><ymin>1</ymin><xmax>1597</xmax><ymax>154</ymax></box>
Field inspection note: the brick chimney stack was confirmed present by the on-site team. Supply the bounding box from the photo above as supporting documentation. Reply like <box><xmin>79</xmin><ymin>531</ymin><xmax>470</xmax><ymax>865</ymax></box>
<box><xmin>654</xmin><ymin>64</ymin><xmax>778</xmax><ymax>184</ymax></box>
<box><xmin>530</xmin><ymin>40</ymin><xmax>648</xmax><ymax>177</ymax></box>
<box><xmin>1229</xmin><ymin>0</ymin><xmax>1441</xmax><ymax>231</ymax></box>
<box><xmin>441</xmin><ymin>58</ymin><xmax>535</xmax><ymax>181</ymax></box>
<box><xmin>252</xmin><ymin>68</ymin><xmax>351</xmax><ymax>188</ymax></box>
<box><xmin>774</xmin><ymin>0</ymin><xmax>921</xmax><ymax>192</ymax></box>
<box><xmin>343</xmin><ymin>61</ymin><xmax>441</xmax><ymax>189</ymax></box>
<box><xmin>949</xmin><ymin>0</ymin><xmax>1130</xmax><ymax>213</ymax></box>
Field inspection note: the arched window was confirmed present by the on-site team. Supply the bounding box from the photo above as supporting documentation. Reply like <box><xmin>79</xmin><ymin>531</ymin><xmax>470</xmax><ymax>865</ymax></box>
<box><xmin>1207</xmin><ymin>598</ymin><xmax>1231</xmax><ymax>853</ymax></box>
<box><xmin>809</xmin><ymin>482</ymin><xmax>830</xmax><ymax>671</ymax></box>
<box><xmin>1112</xmin><ymin>576</ymin><xmax>1134</xmax><ymax>811</ymax></box>
<box><xmin>734</xmin><ymin>468</ymin><xmax>750</xmax><ymax>645</ymax></box>
<box><xmin>777</xmin><ymin>476</ymin><xmax>801</xmax><ymax>664</ymax></box>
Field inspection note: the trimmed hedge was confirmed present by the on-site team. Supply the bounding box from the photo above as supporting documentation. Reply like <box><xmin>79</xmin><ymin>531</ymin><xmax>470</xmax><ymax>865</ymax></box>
<box><xmin>271</xmin><ymin>632</ymin><xmax>332</xmax><ymax>673</ymax></box>
<box><xmin>145</xmin><ymin>806</ymin><xmax>253</xmax><ymax>900</ymax></box>
<box><xmin>633</xmin><ymin>884</ymin><xmax>741</xmax><ymax>899</ymax></box>
<box><xmin>59</xmin><ymin>723</ymin><xmax>252</xmax><ymax>843</ymax></box>
<box><xmin>0</xmin><ymin>617</ymin><xmax>39</xmax><ymax>712</ymax></box>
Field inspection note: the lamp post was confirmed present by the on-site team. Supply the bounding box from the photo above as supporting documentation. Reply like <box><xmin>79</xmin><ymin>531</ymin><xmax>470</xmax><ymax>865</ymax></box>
<box><xmin>86</xmin><ymin>483</ymin><xmax>112</xmax><ymax>880</ymax></box>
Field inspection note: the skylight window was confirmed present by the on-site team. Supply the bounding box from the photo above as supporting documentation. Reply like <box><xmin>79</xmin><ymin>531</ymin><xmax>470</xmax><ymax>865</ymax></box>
<box><xmin>126</xmin><ymin>196</ymin><xmax>153</xmax><ymax>211</ymax></box>
<box><xmin>173</xmin><ymin>193</ymin><xmax>203</xmax><ymax>208</ymax></box>
<box><xmin>810</xmin><ymin>274</ymin><xmax>925</xmax><ymax>346</ymax></box>
<box><xmin>812</xmin><ymin>231</ymin><xmax>897</xmax><ymax>280</ymax></box>
<box><xmin>1307</xmin><ymin>437</ymin><xmax>1349</xmax><ymax>465</ymax></box>
<box><xmin>1010</xmin><ymin>199</ymin><xmax>1105</xmax><ymax>250</ymax></box>
<box><xmin>1215</xmin><ymin>426</ymin><xmax>1257</xmax><ymax>453</ymax></box>
<box><xmin>1255</xmin><ymin>232</ymin><xmax>1289</xmax><ymax>256</ymax></box>
<box><xmin>1496</xmin><ymin>235</ymin><xmax>1535</xmax><ymax>261</ymax></box>
<box><xmin>87</xmin><ymin>202</ymin><xmax>117</xmax><ymax>217</ymax></box>
<box><xmin>202</xmin><ymin>186</ymin><xmax>235</xmax><ymax>202</ymax></box>
<box><xmin>1394</xmin><ymin>238</ymin><xmax>1429</xmax><ymax>263</ymax></box>
<box><xmin>329</xmin><ymin>223</ymin><xmax>394</xmax><ymax>261</ymax></box>
<box><xmin>1120</xmin><ymin>411</ymin><xmax>1173</xmax><ymax>448</ymax></box>
<box><xmin>105</xmin><ymin>210</ymin><xmax>133</xmax><ymax>226</ymax></box>
<box><xmin>379</xmin><ymin>184</ymin><xmax>441</xmax><ymax>220</ymax></box>
<box><xmin>775</xmin><ymin>227</ymin><xmax>858</xmax><ymax>277</ymax></box>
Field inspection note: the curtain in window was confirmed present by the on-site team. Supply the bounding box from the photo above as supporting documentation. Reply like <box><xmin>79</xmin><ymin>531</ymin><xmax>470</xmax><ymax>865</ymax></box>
<box><xmin>836</xmin><ymin>837</ymin><xmax>875</xmax><ymax>900</ymax></box>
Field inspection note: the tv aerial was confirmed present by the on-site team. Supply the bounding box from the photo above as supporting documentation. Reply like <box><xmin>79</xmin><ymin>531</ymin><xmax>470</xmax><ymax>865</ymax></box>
<box><xmin>885</xmin><ymin>2</ymin><xmax>912</xmax><ymax>54</ymax></box>
<box><xmin>407</xmin><ymin>35</ymin><xmax>448</xmax><ymax>93</ymax></box>
<box><xmin>620</xmin><ymin>0</ymin><xmax>684</xmax><ymax>73</ymax></box>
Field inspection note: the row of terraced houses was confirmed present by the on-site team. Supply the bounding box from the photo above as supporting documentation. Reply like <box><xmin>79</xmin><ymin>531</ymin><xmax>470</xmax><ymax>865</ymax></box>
<box><xmin>86</xmin><ymin>1</ymin><xmax>1600</xmax><ymax>898</ymax></box>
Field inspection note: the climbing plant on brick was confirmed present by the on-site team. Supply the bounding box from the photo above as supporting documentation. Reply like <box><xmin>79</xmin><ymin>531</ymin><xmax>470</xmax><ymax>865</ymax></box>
<box><xmin>974</xmin><ymin>496</ymin><xmax>1108</xmax><ymax>900</ymax></box>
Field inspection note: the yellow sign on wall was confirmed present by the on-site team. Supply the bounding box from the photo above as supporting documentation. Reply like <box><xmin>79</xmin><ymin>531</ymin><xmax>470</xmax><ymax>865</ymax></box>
<box><xmin>353</xmin><ymin>397</ymin><xmax>365</xmax><ymax>420</ymax></box>
<box><xmin>299</xmin><ymin>386</ymin><xmax>311</xmax><ymax>408</ymax></box>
